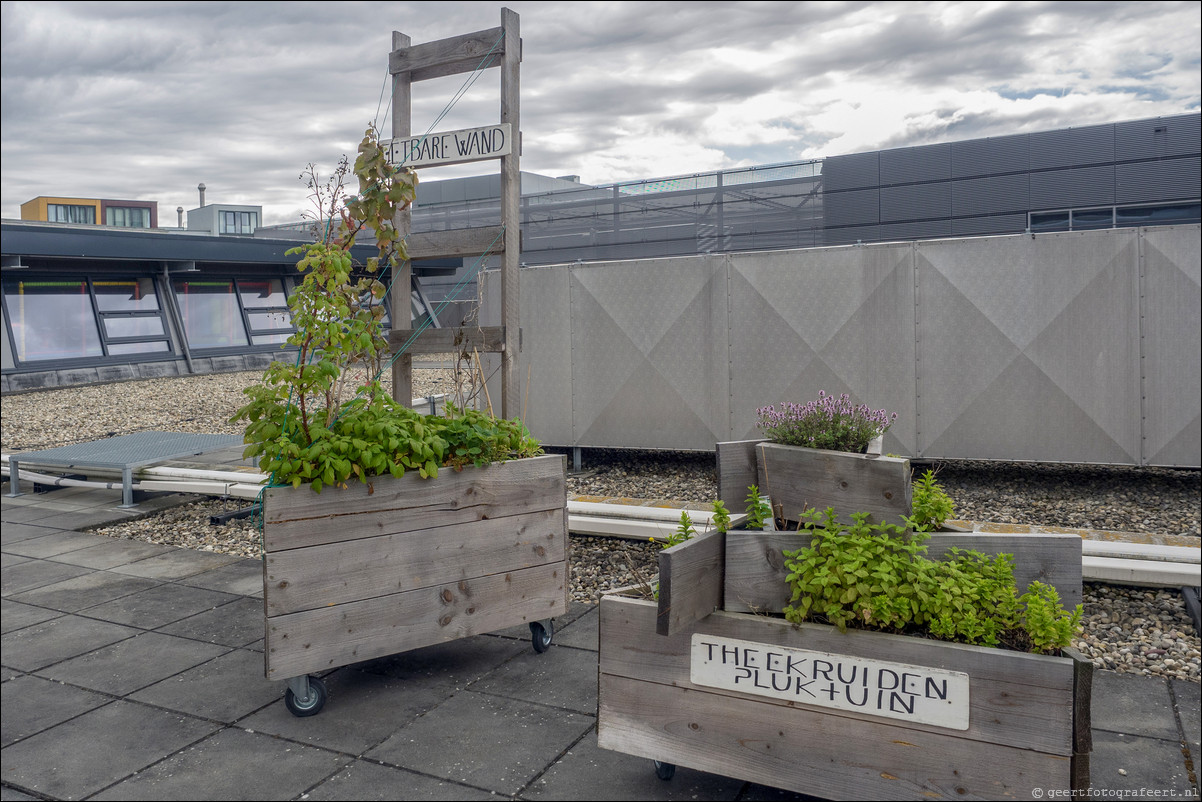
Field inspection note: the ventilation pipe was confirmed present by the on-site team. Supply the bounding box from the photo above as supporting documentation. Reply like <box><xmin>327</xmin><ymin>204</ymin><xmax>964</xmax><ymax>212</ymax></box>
<box><xmin>176</xmin><ymin>206</ymin><xmax>184</xmax><ymax>227</ymax></box>
<box><xmin>198</xmin><ymin>183</ymin><xmax>206</xmax><ymax>207</ymax></box>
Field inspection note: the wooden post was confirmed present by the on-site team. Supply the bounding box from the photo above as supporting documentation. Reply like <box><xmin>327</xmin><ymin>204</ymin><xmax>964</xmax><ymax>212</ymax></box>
<box><xmin>391</xmin><ymin>29</ymin><xmax>413</xmax><ymax>408</ymax></box>
<box><xmin>499</xmin><ymin>7</ymin><xmax>521</xmax><ymax>418</ymax></box>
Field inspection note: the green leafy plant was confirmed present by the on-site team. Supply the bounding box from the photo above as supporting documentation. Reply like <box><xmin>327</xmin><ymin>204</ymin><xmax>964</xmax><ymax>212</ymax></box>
<box><xmin>909</xmin><ymin>468</ymin><xmax>955</xmax><ymax>532</ymax></box>
<box><xmin>665</xmin><ymin>511</ymin><xmax>697</xmax><ymax>548</ymax></box>
<box><xmin>744</xmin><ymin>485</ymin><xmax>773</xmax><ymax>530</ymax></box>
<box><xmin>757</xmin><ymin>390</ymin><xmax>897</xmax><ymax>453</ymax></box>
<box><xmin>781</xmin><ymin>507</ymin><xmax>1083</xmax><ymax>653</ymax></box>
<box><xmin>231</xmin><ymin>125</ymin><xmax>539</xmax><ymax>491</ymax></box>
<box><xmin>710</xmin><ymin>500</ymin><xmax>732</xmax><ymax>534</ymax></box>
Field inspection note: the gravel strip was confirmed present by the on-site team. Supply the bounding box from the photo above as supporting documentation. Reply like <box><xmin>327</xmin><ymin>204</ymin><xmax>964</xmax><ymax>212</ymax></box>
<box><xmin>2</xmin><ymin>372</ymin><xmax>1198</xmax><ymax>681</ymax></box>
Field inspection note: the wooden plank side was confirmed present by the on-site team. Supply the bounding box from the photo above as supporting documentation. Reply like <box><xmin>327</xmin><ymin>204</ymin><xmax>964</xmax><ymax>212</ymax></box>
<box><xmin>657</xmin><ymin>529</ymin><xmax>724</xmax><ymax>636</ymax></box>
<box><xmin>597</xmin><ymin>673</ymin><xmax>1071</xmax><ymax>801</ymax></box>
<box><xmin>388</xmin><ymin>326</ymin><xmax>506</xmax><ymax>355</ymax></box>
<box><xmin>266</xmin><ymin>561</ymin><xmax>566</xmax><ymax>680</ymax></box>
<box><xmin>263</xmin><ymin>454</ymin><xmax>565</xmax><ymax>552</ymax></box>
<box><xmin>725</xmin><ymin>532</ymin><xmax>1083</xmax><ymax>614</ymax></box>
<box><xmin>265</xmin><ymin>507</ymin><xmax>566</xmax><ymax>616</ymax></box>
<box><xmin>389</xmin><ymin>27</ymin><xmax>506</xmax><ymax>77</ymax></box>
<box><xmin>757</xmin><ymin>442</ymin><xmax>910</xmax><ymax>526</ymax></box>
<box><xmin>715</xmin><ymin>439</ymin><xmax>764</xmax><ymax>511</ymax></box>
<box><xmin>599</xmin><ymin>595</ymin><xmax>1076</xmax><ymax>756</ymax></box>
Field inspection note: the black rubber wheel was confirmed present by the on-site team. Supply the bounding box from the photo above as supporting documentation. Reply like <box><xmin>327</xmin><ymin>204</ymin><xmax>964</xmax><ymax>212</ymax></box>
<box><xmin>530</xmin><ymin>620</ymin><xmax>553</xmax><ymax>653</ymax></box>
<box><xmin>284</xmin><ymin>676</ymin><xmax>328</xmax><ymax>717</ymax></box>
<box><xmin>654</xmin><ymin>760</ymin><xmax>676</xmax><ymax>781</ymax></box>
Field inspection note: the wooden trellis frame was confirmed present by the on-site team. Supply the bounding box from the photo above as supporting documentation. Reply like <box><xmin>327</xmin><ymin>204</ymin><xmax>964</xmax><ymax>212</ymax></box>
<box><xmin>386</xmin><ymin>7</ymin><xmax>521</xmax><ymax>417</ymax></box>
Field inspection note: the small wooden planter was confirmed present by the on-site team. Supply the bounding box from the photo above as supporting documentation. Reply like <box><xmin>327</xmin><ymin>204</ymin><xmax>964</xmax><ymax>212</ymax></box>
<box><xmin>598</xmin><ymin>527</ymin><xmax>1091</xmax><ymax>799</ymax></box>
<box><xmin>261</xmin><ymin>453</ymin><xmax>569</xmax><ymax>715</ymax></box>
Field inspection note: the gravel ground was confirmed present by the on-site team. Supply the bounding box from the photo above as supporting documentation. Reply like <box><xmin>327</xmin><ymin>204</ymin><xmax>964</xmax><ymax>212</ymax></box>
<box><xmin>2</xmin><ymin>370</ymin><xmax>1198</xmax><ymax>681</ymax></box>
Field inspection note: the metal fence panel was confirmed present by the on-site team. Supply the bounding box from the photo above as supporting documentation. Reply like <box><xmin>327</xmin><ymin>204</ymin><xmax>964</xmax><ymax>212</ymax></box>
<box><xmin>568</xmin><ymin>256</ymin><xmax>729</xmax><ymax>449</ymax></box>
<box><xmin>1140</xmin><ymin>225</ymin><xmax>1202</xmax><ymax>466</ymax></box>
<box><xmin>914</xmin><ymin>230</ymin><xmax>1142</xmax><ymax>463</ymax></box>
<box><xmin>728</xmin><ymin>246</ymin><xmax>917</xmax><ymax>455</ymax></box>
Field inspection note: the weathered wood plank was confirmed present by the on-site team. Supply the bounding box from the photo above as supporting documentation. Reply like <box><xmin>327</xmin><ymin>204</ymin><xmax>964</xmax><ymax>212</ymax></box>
<box><xmin>389</xmin><ymin>27</ymin><xmax>507</xmax><ymax>80</ymax></box>
<box><xmin>756</xmin><ymin>442</ymin><xmax>910</xmax><ymax>526</ymax></box>
<box><xmin>265</xmin><ymin>508</ymin><xmax>565</xmax><ymax>616</ymax></box>
<box><xmin>266</xmin><ymin>561</ymin><xmax>566</xmax><ymax>680</ymax></box>
<box><xmin>388</xmin><ymin>325</ymin><xmax>506</xmax><ymax>354</ymax></box>
<box><xmin>1066</xmin><ymin>646</ymin><xmax>1093</xmax><ymax>757</ymax></box>
<box><xmin>656</xmin><ymin>529</ymin><xmax>724</xmax><ymax>636</ymax></box>
<box><xmin>263</xmin><ymin>454</ymin><xmax>565</xmax><ymax>551</ymax></box>
<box><xmin>724</xmin><ymin>531</ymin><xmax>1083</xmax><ymax>614</ymax></box>
<box><xmin>599</xmin><ymin>595</ymin><xmax>1077</xmax><ymax>757</ymax></box>
<box><xmin>715</xmin><ymin>439</ymin><xmax>764</xmax><ymax>511</ymax></box>
<box><xmin>408</xmin><ymin>226</ymin><xmax>507</xmax><ymax>260</ymax></box>
<box><xmin>598</xmin><ymin>673</ymin><xmax>1071</xmax><ymax>801</ymax></box>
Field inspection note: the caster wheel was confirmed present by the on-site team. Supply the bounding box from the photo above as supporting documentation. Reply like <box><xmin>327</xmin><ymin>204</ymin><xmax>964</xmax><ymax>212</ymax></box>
<box><xmin>284</xmin><ymin>676</ymin><xmax>328</xmax><ymax>717</ymax></box>
<box><xmin>654</xmin><ymin>760</ymin><xmax>676</xmax><ymax>780</ymax></box>
<box><xmin>530</xmin><ymin>620</ymin><xmax>553</xmax><ymax>653</ymax></box>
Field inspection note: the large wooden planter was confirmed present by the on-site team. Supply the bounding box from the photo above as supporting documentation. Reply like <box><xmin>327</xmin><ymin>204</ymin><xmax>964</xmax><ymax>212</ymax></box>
<box><xmin>598</xmin><ymin>527</ymin><xmax>1091</xmax><ymax>799</ymax></box>
<box><xmin>262</xmin><ymin>453</ymin><xmax>568</xmax><ymax>713</ymax></box>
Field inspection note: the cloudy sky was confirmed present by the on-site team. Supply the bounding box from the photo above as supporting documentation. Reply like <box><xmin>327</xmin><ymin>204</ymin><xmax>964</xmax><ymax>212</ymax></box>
<box><xmin>2</xmin><ymin>1</ymin><xmax>1198</xmax><ymax>226</ymax></box>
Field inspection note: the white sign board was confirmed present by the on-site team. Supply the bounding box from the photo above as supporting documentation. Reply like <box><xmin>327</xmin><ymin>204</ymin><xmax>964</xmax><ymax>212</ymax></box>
<box><xmin>690</xmin><ymin>634</ymin><xmax>970</xmax><ymax>730</ymax></box>
<box><xmin>385</xmin><ymin>123</ymin><xmax>512</xmax><ymax>169</ymax></box>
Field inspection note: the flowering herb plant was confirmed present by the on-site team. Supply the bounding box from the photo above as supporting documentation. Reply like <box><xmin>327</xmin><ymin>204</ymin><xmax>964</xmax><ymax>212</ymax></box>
<box><xmin>757</xmin><ymin>391</ymin><xmax>897</xmax><ymax>453</ymax></box>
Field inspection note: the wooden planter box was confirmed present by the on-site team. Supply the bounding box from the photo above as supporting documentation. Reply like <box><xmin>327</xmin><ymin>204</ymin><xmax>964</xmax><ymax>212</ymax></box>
<box><xmin>598</xmin><ymin>526</ymin><xmax>1091</xmax><ymax>799</ymax></box>
<box><xmin>598</xmin><ymin>591</ymin><xmax>1092</xmax><ymax>800</ymax></box>
<box><xmin>262</xmin><ymin>454</ymin><xmax>568</xmax><ymax>696</ymax></box>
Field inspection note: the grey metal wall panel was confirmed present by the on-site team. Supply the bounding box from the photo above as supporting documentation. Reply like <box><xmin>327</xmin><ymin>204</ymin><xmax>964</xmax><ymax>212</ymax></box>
<box><xmin>1115</xmin><ymin>157</ymin><xmax>1201</xmax><ymax>204</ymax></box>
<box><xmin>1116</xmin><ymin>115</ymin><xmax>1202</xmax><ymax>160</ymax></box>
<box><xmin>516</xmin><ymin>266</ymin><xmax>574</xmax><ymax>445</ymax></box>
<box><xmin>1030</xmin><ymin>165</ymin><xmax>1115</xmax><ymax>209</ymax></box>
<box><xmin>914</xmin><ymin>230</ymin><xmax>1142</xmax><ymax>463</ymax></box>
<box><xmin>951</xmin><ymin>174</ymin><xmax>1030</xmax><ymax>217</ymax></box>
<box><xmin>881</xmin><ymin>144</ymin><xmax>950</xmax><ymax>185</ymax></box>
<box><xmin>727</xmin><ymin>246</ymin><xmax>917</xmax><ymax>456</ymax></box>
<box><xmin>879</xmin><ymin>219</ymin><xmax>953</xmax><ymax>242</ymax></box>
<box><xmin>880</xmin><ymin>183</ymin><xmax>951</xmax><ymax>222</ymax></box>
<box><xmin>1029</xmin><ymin>124</ymin><xmax>1114</xmax><ymax>170</ymax></box>
<box><xmin>950</xmin><ymin>214</ymin><xmax>1028</xmax><ymax>237</ymax></box>
<box><xmin>951</xmin><ymin>134</ymin><xmax>1029</xmax><ymax>178</ymax></box>
<box><xmin>1139</xmin><ymin>225</ymin><xmax>1202</xmax><ymax>466</ymax></box>
<box><xmin>823</xmin><ymin>151</ymin><xmax>880</xmax><ymax>191</ymax></box>
<box><xmin>569</xmin><ymin>256</ymin><xmax>729</xmax><ymax>450</ymax></box>
<box><xmin>824</xmin><ymin>188</ymin><xmax>880</xmax><ymax>227</ymax></box>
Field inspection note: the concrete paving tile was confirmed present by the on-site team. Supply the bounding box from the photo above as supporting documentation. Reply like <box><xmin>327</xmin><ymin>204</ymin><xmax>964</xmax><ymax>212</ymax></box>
<box><xmin>178</xmin><ymin>557</ymin><xmax>264</xmax><ymax>597</ymax></box>
<box><xmin>1</xmin><ymin>558</ymin><xmax>92</xmax><ymax>596</ymax></box>
<box><xmin>0</xmin><ymin>599</ymin><xmax>63</xmax><ymax>634</ymax></box>
<box><xmin>45</xmin><ymin>537</ymin><xmax>175</xmax><ymax>569</ymax></box>
<box><xmin>738</xmin><ymin>783</ymin><xmax>822</xmax><ymax>801</ymax></box>
<box><xmin>1091</xmin><ymin>670</ymin><xmax>1180</xmax><ymax>739</ymax></box>
<box><xmin>129</xmin><ymin>648</ymin><xmax>282</xmax><ymax>723</ymax></box>
<box><xmin>81</xmin><ymin>582</ymin><xmax>239</xmax><ymax>629</ymax></box>
<box><xmin>108</xmin><ymin>547</ymin><xmax>242</xmax><ymax>580</ymax></box>
<box><xmin>303</xmin><ymin>759</ymin><xmax>497</xmax><ymax>801</ymax></box>
<box><xmin>469</xmin><ymin>641</ymin><xmax>599</xmax><ymax>715</ymax></box>
<box><xmin>0</xmin><ymin>699</ymin><xmax>218</xmax><ymax>800</ymax></box>
<box><xmin>7</xmin><ymin>569</ymin><xmax>161</xmax><ymax>612</ymax></box>
<box><xmin>3</xmin><ymin>530</ymin><xmax>110</xmax><ymax>558</ymax></box>
<box><xmin>0</xmin><ymin>786</ymin><xmax>40</xmax><ymax>801</ymax></box>
<box><xmin>356</xmin><ymin>633</ymin><xmax>529</xmax><ymax>690</ymax></box>
<box><xmin>0</xmin><ymin>504</ymin><xmax>61</xmax><ymax>524</ymax></box>
<box><xmin>89</xmin><ymin>727</ymin><xmax>351</xmax><ymax>801</ymax></box>
<box><xmin>1171</xmin><ymin>679</ymin><xmax>1200</xmax><ymax>771</ymax></box>
<box><xmin>0</xmin><ymin>521</ymin><xmax>73</xmax><ymax>544</ymax></box>
<box><xmin>1088</xmin><ymin>730</ymin><xmax>1197</xmax><ymax>798</ymax></box>
<box><xmin>1</xmin><ymin>674</ymin><xmax>112</xmax><ymax>747</ymax></box>
<box><xmin>554</xmin><ymin>604</ymin><xmax>600</xmax><ymax>650</ymax></box>
<box><xmin>0</xmin><ymin>553</ymin><xmax>32</xmax><ymax>569</ymax></box>
<box><xmin>523</xmin><ymin>734</ymin><xmax>745</xmax><ymax>801</ymax></box>
<box><xmin>366</xmin><ymin>689</ymin><xmax>596</xmax><ymax>796</ymax></box>
<box><xmin>157</xmin><ymin>596</ymin><xmax>265</xmax><ymax>648</ymax></box>
<box><xmin>0</xmin><ymin>613</ymin><xmax>139</xmax><ymax>672</ymax></box>
<box><xmin>37</xmin><ymin>631</ymin><xmax>230</xmax><ymax>696</ymax></box>
<box><xmin>240</xmin><ymin>666</ymin><xmax>453</xmax><ymax>755</ymax></box>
